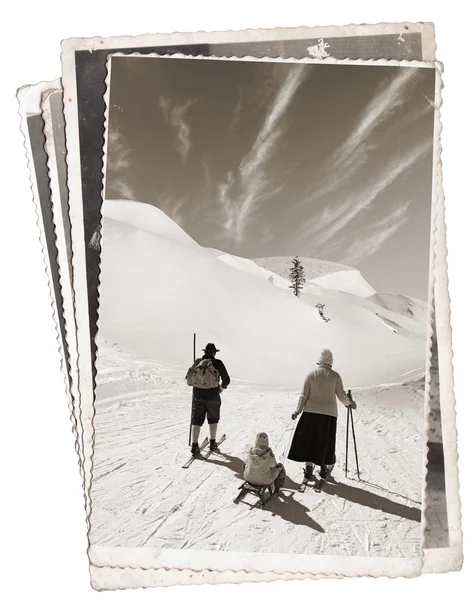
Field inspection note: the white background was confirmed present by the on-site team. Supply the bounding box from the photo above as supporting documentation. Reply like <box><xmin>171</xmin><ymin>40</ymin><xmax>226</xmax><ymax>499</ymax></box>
<box><xmin>2</xmin><ymin>1</ymin><xmax>473</xmax><ymax>598</ymax></box>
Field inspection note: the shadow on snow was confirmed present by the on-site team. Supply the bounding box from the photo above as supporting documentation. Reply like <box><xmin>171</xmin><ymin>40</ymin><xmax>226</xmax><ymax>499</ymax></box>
<box><xmin>205</xmin><ymin>453</ymin><xmax>420</xmax><ymax>526</ymax></box>
<box><xmin>322</xmin><ymin>476</ymin><xmax>421</xmax><ymax>522</ymax></box>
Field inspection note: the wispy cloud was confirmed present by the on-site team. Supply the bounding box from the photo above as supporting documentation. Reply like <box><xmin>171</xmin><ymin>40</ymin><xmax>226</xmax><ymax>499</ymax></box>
<box><xmin>297</xmin><ymin>68</ymin><xmax>420</xmax><ymax>209</ymax></box>
<box><xmin>216</xmin><ymin>171</ymin><xmax>235</xmax><ymax>231</ymax></box>
<box><xmin>110</xmin><ymin>180</ymin><xmax>135</xmax><ymax>201</ymax></box>
<box><xmin>300</xmin><ymin>138</ymin><xmax>432</xmax><ymax>255</ymax></box>
<box><xmin>378</xmin><ymin>102</ymin><xmax>433</xmax><ymax>141</ymax></box>
<box><xmin>159</xmin><ymin>96</ymin><xmax>195</xmax><ymax>164</ymax></box>
<box><xmin>107</xmin><ymin>129</ymin><xmax>131</xmax><ymax>174</ymax></box>
<box><xmin>106</xmin><ymin>125</ymin><xmax>135</xmax><ymax>200</ymax></box>
<box><xmin>340</xmin><ymin>199</ymin><xmax>412</xmax><ymax>265</ymax></box>
<box><xmin>331</xmin><ymin>69</ymin><xmax>417</xmax><ymax>170</ymax></box>
<box><xmin>202</xmin><ymin>158</ymin><xmax>213</xmax><ymax>194</ymax></box>
<box><xmin>231</xmin><ymin>64</ymin><xmax>309</xmax><ymax>241</ymax></box>
<box><xmin>161</xmin><ymin>196</ymin><xmax>186</xmax><ymax>227</ymax></box>
<box><xmin>261</xmin><ymin>225</ymin><xmax>275</xmax><ymax>244</ymax></box>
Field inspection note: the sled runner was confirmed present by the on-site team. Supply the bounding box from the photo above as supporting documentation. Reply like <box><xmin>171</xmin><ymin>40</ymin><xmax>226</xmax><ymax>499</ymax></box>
<box><xmin>233</xmin><ymin>481</ymin><xmax>276</xmax><ymax>508</ymax></box>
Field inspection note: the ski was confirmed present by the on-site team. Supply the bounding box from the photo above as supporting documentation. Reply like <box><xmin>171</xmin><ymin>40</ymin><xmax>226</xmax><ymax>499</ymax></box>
<box><xmin>202</xmin><ymin>434</ymin><xmax>226</xmax><ymax>459</ymax></box>
<box><xmin>181</xmin><ymin>437</ymin><xmax>209</xmax><ymax>469</ymax></box>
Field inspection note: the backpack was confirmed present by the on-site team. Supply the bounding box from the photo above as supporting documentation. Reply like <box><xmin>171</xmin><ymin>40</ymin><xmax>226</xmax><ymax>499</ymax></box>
<box><xmin>186</xmin><ymin>358</ymin><xmax>220</xmax><ymax>389</ymax></box>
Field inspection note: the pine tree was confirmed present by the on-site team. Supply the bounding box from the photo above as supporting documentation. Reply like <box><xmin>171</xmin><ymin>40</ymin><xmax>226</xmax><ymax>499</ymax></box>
<box><xmin>289</xmin><ymin>256</ymin><xmax>306</xmax><ymax>297</ymax></box>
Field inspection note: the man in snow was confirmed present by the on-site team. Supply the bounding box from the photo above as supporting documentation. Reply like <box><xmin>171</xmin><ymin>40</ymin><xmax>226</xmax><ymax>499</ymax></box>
<box><xmin>287</xmin><ymin>348</ymin><xmax>356</xmax><ymax>479</ymax></box>
<box><xmin>186</xmin><ymin>342</ymin><xmax>230</xmax><ymax>455</ymax></box>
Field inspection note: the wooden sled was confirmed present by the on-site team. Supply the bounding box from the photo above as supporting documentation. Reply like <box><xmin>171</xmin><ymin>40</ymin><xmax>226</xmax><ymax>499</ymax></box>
<box><xmin>233</xmin><ymin>481</ymin><xmax>276</xmax><ymax>508</ymax></box>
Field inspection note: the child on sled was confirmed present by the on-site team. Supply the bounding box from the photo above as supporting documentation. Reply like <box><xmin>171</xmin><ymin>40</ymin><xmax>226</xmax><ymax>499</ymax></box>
<box><xmin>243</xmin><ymin>432</ymin><xmax>286</xmax><ymax>492</ymax></box>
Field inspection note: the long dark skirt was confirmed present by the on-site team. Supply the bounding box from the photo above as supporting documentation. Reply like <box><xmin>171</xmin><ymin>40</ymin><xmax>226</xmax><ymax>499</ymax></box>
<box><xmin>288</xmin><ymin>412</ymin><xmax>337</xmax><ymax>466</ymax></box>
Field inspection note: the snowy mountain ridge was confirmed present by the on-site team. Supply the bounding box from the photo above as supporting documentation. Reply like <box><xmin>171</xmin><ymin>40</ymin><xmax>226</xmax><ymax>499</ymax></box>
<box><xmin>99</xmin><ymin>200</ymin><xmax>427</xmax><ymax>389</ymax></box>
<box><xmin>209</xmin><ymin>249</ymin><xmax>424</xmax><ymax>309</ymax></box>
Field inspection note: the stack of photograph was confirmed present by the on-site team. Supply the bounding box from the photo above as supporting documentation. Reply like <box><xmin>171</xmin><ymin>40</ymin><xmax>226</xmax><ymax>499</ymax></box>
<box><xmin>17</xmin><ymin>22</ymin><xmax>461</xmax><ymax>591</ymax></box>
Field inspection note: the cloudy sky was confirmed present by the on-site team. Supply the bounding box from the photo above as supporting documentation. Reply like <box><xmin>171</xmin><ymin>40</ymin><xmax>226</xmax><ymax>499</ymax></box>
<box><xmin>105</xmin><ymin>56</ymin><xmax>435</xmax><ymax>300</ymax></box>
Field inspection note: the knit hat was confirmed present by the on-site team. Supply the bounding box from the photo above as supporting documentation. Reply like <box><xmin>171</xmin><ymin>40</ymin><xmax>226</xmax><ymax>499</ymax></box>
<box><xmin>255</xmin><ymin>432</ymin><xmax>269</xmax><ymax>447</ymax></box>
<box><xmin>317</xmin><ymin>348</ymin><xmax>333</xmax><ymax>366</ymax></box>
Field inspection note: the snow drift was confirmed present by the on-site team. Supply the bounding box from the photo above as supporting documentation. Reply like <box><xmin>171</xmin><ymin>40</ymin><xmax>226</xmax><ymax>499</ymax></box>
<box><xmin>99</xmin><ymin>200</ymin><xmax>427</xmax><ymax>388</ymax></box>
<box><xmin>309</xmin><ymin>269</ymin><xmax>377</xmax><ymax>298</ymax></box>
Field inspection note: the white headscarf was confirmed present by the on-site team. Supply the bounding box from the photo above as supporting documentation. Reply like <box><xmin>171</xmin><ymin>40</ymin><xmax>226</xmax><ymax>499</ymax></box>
<box><xmin>317</xmin><ymin>348</ymin><xmax>333</xmax><ymax>367</ymax></box>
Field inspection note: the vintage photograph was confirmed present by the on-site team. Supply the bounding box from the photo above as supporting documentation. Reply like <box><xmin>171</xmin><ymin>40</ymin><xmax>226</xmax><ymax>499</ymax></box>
<box><xmin>90</xmin><ymin>54</ymin><xmax>437</xmax><ymax>562</ymax></box>
<box><xmin>60</xmin><ymin>27</ymin><xmax>452</xmax><ymax>567</ymax></box>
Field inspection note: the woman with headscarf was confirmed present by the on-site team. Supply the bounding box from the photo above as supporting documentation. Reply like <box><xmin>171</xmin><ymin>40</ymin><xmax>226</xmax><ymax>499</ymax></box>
<box><xmin>287</xmin><ymin>348</ymin><xmax>356</xmax><ymax>480</ymax></box>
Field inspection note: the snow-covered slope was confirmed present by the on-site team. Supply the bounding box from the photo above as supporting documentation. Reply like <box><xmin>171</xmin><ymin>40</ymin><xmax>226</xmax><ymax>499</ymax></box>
<box><xmin>99</xmin><ymin>200</ymin><xmax>426</xmax><ymax>388</ymax></box>
<box><xmin>208</xmin><ymin>250</ymin><xmax>291</xmax><ymax>289</ymax></box>
<box><xmin>208</xmin><ymin>249</ymin><xmax>426</xmax><ymax>340</ymax></box>
<box><xmin>309</xmin><ymin>269</ymin><xmax>377</xmax><ymax>298</ymax></box>
<box><xmin>92</xmin><ymin>341</ymin><xmax>423</xmax><ymax>557</ymax></box>
<box><xmin>367</xmin><ymin>293</ymin><xmax>428</xmax><ymax>321</ymax></box>
<box><xmin>248</xmin><ymin>255</ymin><xmax>376</xmax><ymax>297</ymax></box>
<box><xmin>105</xmin><ymin>200</ymin><xmax>200</xmax><ymax>247</ymax></box>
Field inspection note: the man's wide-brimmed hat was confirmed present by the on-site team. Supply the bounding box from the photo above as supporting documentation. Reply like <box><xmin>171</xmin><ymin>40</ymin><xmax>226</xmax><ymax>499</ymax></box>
<box><xmin>203</xmin><ymin>342</ymin><xmax>219</xmax><ymax>353</ymax></box>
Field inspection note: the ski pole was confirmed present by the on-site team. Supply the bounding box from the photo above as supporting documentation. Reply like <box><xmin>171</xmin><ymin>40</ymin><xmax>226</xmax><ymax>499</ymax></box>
<box><xmin>349</xmin><ymin>405</ymin><xmax>361</xmax><ymax>480</ymax></box>
<box><xmin>275</xmin><ymin>417</ymin><xmax>294</xmax><ymax>450</ymax></box>
<box><xmin>345</xmin><ymin>405</ymin><xmax>350</xmax><ymax>477</ymax></box>
<box><xmin>188</xmin><ymin>333</ymin><xmax>196</xmax><ymax>446</ymax></box>
<box><xmin>279</xmin><ymin>418</ymin><xmax>297</xmax><ymax>465</ymax></box>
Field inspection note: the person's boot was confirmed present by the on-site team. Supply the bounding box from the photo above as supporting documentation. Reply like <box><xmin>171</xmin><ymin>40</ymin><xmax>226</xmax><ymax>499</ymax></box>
<box><xmin>209</xmin><ymin>423</ymin><xmax>218</xmax><ymax>450</ymax></box>
<box><xmin>191</xmin><ymin>442</ymin><xmax>200</xmax><ymax>456</ymax></box>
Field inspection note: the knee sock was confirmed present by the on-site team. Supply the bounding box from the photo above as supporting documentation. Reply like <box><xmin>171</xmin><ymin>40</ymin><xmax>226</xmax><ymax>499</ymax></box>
<box><xmin>209</xmin><ymin>423</ymin><xmax>218</xmax><ymax>440</ymax></box>
<box><xmin>192</xmin><ymin>425</ymin><xmax>201</xmax><ymax>444</ymax></box>
<box><xmin>305</xmin><ymin>462</ymin><xmax>314</xmax><ymax>469</ymax></box>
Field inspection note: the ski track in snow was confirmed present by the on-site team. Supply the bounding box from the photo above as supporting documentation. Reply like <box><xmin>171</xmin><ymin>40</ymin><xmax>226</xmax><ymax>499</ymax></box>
<box><xmin>90</xmin><ymin>342</ymin><xmax>423</xmax><ymax>558</ymax></box>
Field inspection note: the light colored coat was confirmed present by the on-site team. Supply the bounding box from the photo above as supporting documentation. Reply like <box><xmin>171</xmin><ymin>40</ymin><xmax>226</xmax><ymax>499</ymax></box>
<box><xmin>244</xmin><ymin>446</ymin><xmax>281</xmax><ymax>486</ymax></box>
<box><xmin>295</xmin><ymin>365</ymin><xmax>351</xmax><ymax>418</ymax></box>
